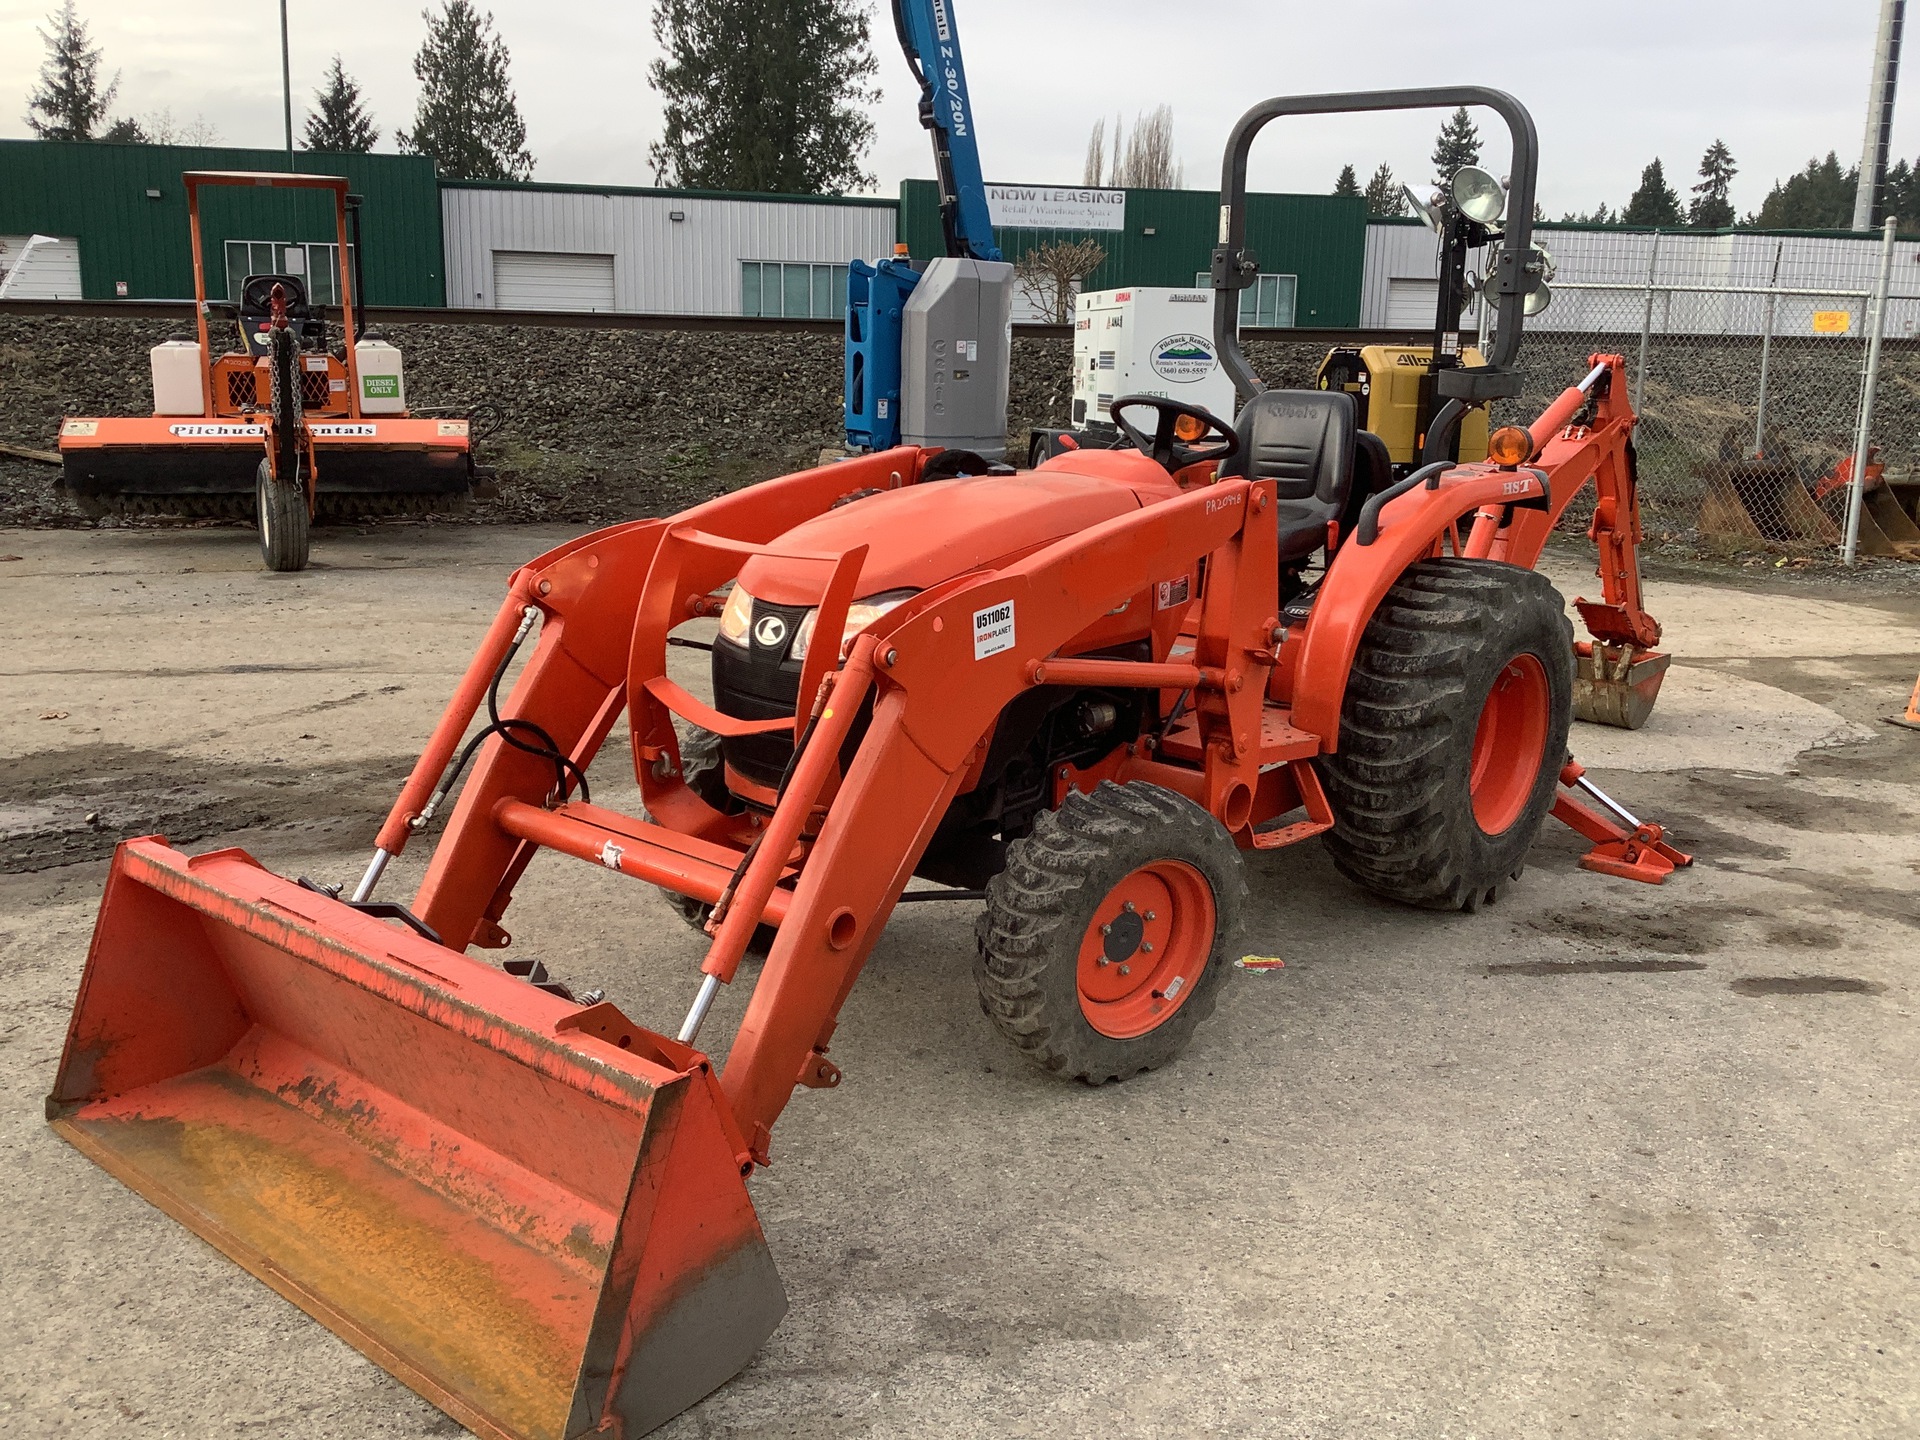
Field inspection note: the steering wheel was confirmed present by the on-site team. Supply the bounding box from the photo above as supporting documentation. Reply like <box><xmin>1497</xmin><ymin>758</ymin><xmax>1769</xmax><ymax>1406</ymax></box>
<box><xmin>1109</xmin><ymin>395</ymin><xmax>1240</xmax><ymax>474</ymax></box>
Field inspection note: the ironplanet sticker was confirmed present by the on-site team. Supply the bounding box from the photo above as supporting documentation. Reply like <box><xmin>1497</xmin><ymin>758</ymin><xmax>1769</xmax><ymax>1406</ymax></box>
<box><xmin>972</xmin><ymin>600</ymin><xmax>1015</xmax><ymax>660</ymax></box>
<box><xmin>168</xmin><ymin>424</ymin><xmax>264</xmax><ymax>437</ymax></box>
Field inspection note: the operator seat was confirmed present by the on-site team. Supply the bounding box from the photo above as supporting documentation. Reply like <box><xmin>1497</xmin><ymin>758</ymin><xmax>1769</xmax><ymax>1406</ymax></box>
<box><xmin>237</xmin><ymin>273</ymin><xmax>326</xmax><ymax>356</ymax></box>
<box><xmin>1218</xmin><ymin>389</ymin><xmax>1359</xmax><ymax>564</ymax></box>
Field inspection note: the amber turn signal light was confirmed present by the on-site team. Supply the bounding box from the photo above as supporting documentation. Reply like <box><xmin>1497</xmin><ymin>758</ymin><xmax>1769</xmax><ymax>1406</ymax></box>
<box><xmin>1487</xmin><ymin>426</ymin><xmax>1532</xmax><ymax>467</ymax></box>
<box><xmin>1173</xmin><ymin>413</ymin><xmax>1209</xmax><ymax>442</ymax></box>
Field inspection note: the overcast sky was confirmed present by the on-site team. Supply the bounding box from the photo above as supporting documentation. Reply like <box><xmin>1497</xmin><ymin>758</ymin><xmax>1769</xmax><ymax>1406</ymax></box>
<box><xmin>0</xmin><ymin>1</ymin><xmax>1910</xmax><ymax>219</ymax></box>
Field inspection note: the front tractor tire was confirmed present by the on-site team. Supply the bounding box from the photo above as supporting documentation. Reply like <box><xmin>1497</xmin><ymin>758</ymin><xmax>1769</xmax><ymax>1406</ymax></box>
<box><xmin>255</xmin><ymin>457</ymin><xmax>311</xmax><ymax>572</ymax></box>
<box><xmin>975</xmin><ymin>781</ymin><xmax>1246</xmax><ymax>1084</ymax></box>
<box><xmin>1318</xmin><ymin>558</ymin><xmax>1573</xmax><ymax>912</ymax></box>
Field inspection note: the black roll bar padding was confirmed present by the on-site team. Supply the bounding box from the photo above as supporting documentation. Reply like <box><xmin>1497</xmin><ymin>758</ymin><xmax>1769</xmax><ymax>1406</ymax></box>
<box><xmin>1211</xmin><ymin>86</ymin><xmax>1539</xmax><ymax>402</ymax></box>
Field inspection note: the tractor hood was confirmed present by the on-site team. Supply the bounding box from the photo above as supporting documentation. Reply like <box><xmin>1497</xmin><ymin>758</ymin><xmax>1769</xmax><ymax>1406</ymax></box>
<box><xmin>737</xmin><ymin>465</ymin><xmax>1153</xmax><ymax>605</ymax></box>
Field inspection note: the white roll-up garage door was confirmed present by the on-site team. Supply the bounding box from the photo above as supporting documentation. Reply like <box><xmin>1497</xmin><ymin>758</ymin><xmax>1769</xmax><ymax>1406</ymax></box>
<box><xmin>492</xmin><ymin>251</ymin><xmax>616</xmax><ymax>313</ymax></box>
<box><xmin>1384</xmin><ymin>278</ymin><xmax>1439</xmax><ymax>328</ymax></box>
<box><xmin>0</xmin><ymin>235</ymin><xmax>83</xmax><ymax>300</ymax></box>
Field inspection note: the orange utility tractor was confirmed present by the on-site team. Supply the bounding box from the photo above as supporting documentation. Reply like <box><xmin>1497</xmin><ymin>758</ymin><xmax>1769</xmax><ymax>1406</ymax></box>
<box><xmin>57</xmin><ymin>171</ymin><xmax>476</xmax><ymax>571</ymax></box>
<box><xmin>49</xmin><ymin>89</ymin><xmax>1689</xmax><ymax>1439</ymax></box>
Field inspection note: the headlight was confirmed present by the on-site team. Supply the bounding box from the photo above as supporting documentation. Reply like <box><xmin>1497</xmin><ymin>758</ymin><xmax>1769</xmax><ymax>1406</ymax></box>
<box><xmin>790</xmin><ymin>589</ymin><xmax>917</xmax><ymax>662</ymax></box>
<box><xmin>718</xmin><ymin>583</ymin><xmax>754</xmax><ymax>645</ymax></box>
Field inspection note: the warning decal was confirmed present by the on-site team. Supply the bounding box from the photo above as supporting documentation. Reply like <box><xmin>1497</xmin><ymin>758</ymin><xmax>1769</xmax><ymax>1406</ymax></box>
<box><xmin>972</xmin><ymin>600</ymin><xmax>1015</xmax><ymax>660</ymax></box>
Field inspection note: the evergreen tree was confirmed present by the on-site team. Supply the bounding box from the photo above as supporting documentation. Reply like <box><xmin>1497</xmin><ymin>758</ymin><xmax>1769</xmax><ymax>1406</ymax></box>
<box><xmin>1883</xmin><ymin>158</ymin><xmax>1920</xmax><ymax>234</ymax></box>
<box><xmin>1560</xmin><ymin>202</ymin><xmax>1615</xmax><ymax>224</ymax></box>
<box><xmin>1688</xmin><ymin>139</ymin><xmax>1737</xmax><ymax>228</ymax></box>
<box><xmin>25</xmin><ymin>1</ymin><xmax>118</xmax><ymax>141</ymax></box>
<box><xmin>1622</xmin><ymin>158</ymin><xmax>1683</xmax><ymax>227</ymax></box>
<box><xmin>648</xmin><ymin>0</ymin><xmax>877</xmax><ymax>193</ymax></box>
<box><xmin>1429</xmin><ymin>106</ymin><xmax>1481</xmax><ymax>192</ymax></box>
<box><xmin>304</xmin><ymin>55</ymin><xmax>380</xmax><ymax>153</ymax></box>
<box><xmin>1332</xmin><ymin>163</ymin><xmax>1360</xmax><ymax>198</ymax></box>
<box><xmin>1750</xmin><ymin>153</ymin><xmax>1856</xmax><ymax>229</ymax></box>
<box><xmin>397</xmin><ymin>2</ymin><xmax>533</xmax><ymax>181</ymax></box>
<box><xmin>101</xmin><ymin>115</ymin><xmax>145</xmax><ymax>142</ymax></box>
<box><xmin>1363</xmin><ymin>162</ymin><xmax>1407</xmax><ymax>218</ymax></box>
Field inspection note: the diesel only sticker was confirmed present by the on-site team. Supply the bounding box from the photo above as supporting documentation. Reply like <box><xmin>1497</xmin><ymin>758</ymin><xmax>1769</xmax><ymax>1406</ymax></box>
<box><xmin>972</xmin><ymin>600</ymin><xmax>1015</xmax><ymax>660</ymax></box>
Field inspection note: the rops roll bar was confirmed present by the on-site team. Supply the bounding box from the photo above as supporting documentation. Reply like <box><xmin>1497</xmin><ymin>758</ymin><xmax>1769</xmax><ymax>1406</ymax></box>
<box><xmin>1210</xmin><ymin>87</ymin><xmax>1541</xmax><ymax>451</ymax></box>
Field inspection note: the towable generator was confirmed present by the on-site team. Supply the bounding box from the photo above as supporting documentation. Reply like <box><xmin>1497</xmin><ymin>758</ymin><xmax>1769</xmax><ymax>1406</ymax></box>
<box><xmin>50</xmin><ymin>88</ymin><xmax>1690</xmax><ymax>1439</ymax></box>
<box><xmin>57</xmin><ymin>171</ymin><xmax>474</xmax><ymax>571</ymax></box>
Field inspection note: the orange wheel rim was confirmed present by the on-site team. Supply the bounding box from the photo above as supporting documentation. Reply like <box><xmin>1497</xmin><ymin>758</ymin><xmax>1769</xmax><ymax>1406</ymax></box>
<box><xmin>1075</xmin><ymin>861</ymin><xmax>1217</xmax><ymax>1039</ymax></box>
<box><xmin>1469</xmin><ymin>653</ymin><xmax>1550</xmax><ymax>835</ymax></box>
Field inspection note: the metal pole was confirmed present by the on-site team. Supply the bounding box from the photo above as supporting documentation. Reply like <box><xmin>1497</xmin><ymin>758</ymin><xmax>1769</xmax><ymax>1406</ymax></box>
<box><xmin>1844</xmin><ymin>216</ymin><xmax>1898</xmax><ymax>565</ymax></box>
<box><xmin>1753</xmin><ymin>239</ymin><xmax>1784</xmax><ymax>457</ymax></box>
<box><xmin>279</xmin><ymin>0</ymin><xmax>294</xmax><ymax>166</ymax></box>
<box><xmin>1853</xmin><ymin>0</ymin><xmax>1905</xmax><ymax>231</ymax></box>
<box><xmin>1634</xmin><ymin>229</ymin><xmax>1662</xmax><ymax>407</ymax></box>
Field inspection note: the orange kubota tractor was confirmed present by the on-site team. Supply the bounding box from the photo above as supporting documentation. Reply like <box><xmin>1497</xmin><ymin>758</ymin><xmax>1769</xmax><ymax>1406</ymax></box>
<box><xmin>49</xmin><ymin>89</ymin><xmax>1689</xmax><ymax>1440</ymax></box>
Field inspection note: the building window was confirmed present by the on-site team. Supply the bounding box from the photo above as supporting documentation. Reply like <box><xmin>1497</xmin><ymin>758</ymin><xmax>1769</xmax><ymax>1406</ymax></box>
<box><xmin>225</xmin><ymin>241</ymin><xmax>353</xmax><ymax>306</ymax></box>
<box><xmin>1196</xmin><ymin>270</ymin><xmax>1298</xmax><ymax>328</ymax></box>
<box><xmin>742</xmin><ymin>261</ymin><xmax>848</xmax><ymax>319</ymax></box>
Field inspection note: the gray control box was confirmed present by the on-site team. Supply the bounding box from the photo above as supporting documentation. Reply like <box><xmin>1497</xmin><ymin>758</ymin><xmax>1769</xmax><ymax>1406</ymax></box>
<box><xmin>901</xmin><ymin>257</ymin><xmax>1014</xmax><ymax>461</ymax></box>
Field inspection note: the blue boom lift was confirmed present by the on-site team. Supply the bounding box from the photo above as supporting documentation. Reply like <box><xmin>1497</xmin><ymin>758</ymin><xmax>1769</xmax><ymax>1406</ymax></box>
<box><xmin>844</xmin><ymin>0</ymin><xmax>1008</xmax><ymax>454</ymax></box>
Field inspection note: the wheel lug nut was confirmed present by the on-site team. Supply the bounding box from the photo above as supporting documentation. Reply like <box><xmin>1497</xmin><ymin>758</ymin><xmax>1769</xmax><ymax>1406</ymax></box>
<box><xmin>1100</xmin><ymin>924</ymin><xmax>1111</xmax><ymax>936</ymax></box>
<box><xmin>1141</xmin><ymin>942</ymin><xmax>1154</xmax><ymax>953</ymax></box>
<box><xmin>1123</xmin><ymin>901</ymin><xmax>1136</xmax><ymax>913</ymax></box>
<box><xmin>1145</xmin><ymin>911</ymin><xmax>1156</xmax><ymax>921</ymax></box>
<box><xmin>1118</xmin><ymin>964</ymin><xmax>1131</xmax><ymax>976</ymax></box>
<box><xmin>1097</xmin><ymin>956</ymin><xmax>1111</xmax><ymax>967</ymax></box>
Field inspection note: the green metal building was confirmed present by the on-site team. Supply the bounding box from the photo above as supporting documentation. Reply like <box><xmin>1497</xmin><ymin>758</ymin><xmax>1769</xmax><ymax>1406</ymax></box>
<box><xmin>0</xmin><ymin>140</ymin><xmax>444</xmax><ymax>306</ymax></box>
<box><xmin>898</xmin><ymin>178</ymin><xmax>1369</xmax><ymax>327</ymax></box>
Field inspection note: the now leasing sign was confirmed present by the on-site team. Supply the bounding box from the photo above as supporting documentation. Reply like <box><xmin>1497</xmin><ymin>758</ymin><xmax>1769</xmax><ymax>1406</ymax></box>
<box><xmin>985</xmin><ymin>184</ymin><xmax>1126</xmax><ymax>232</ymax></box>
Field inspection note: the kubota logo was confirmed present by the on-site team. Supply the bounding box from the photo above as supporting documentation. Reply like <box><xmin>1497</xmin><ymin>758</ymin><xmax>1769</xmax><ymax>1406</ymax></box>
<box><xmin>753</xmin><ymin>615</ymin><xmax>789</xmax><ymax>648</ymax></box>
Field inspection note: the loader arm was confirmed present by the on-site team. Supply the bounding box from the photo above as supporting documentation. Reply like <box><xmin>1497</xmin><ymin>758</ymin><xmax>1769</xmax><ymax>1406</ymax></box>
<box><xmin>712</xmin><ymin>474</ymin><xmax>1271</xmax><ymax>1147</ymax></box>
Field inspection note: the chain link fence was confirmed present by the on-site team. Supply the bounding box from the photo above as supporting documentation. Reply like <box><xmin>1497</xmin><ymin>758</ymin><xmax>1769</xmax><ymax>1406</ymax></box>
<box><xmin>1491</xmin><ymin>225</ymin><xmax>1920</xmax><ymax>561</ymax></box>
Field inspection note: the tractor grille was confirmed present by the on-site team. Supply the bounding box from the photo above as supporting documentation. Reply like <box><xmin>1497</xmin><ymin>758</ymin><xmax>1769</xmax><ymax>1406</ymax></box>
<box><xmin>301</xmin><ymin>370</ymin><xmax>332</xmax><ymax>408</ymax></box>
<box><xmin>226</xmin><ymin>371</ymin><xmax>258</xmax><ymax>409</ymax></box>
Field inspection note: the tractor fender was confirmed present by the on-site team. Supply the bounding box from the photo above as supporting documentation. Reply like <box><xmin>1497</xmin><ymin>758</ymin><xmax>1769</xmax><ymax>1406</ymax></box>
<box><xmin>1290</xmin><ymin>467</ymin><xmax>1551</xmax><ymax>746</ymax></box>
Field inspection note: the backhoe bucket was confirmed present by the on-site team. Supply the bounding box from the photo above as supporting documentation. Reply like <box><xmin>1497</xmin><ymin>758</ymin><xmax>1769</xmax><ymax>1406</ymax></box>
<box><xmin>48</xmin><ymin>838</ymin><xmax>785</xmax><ymax>1440</ymax></box>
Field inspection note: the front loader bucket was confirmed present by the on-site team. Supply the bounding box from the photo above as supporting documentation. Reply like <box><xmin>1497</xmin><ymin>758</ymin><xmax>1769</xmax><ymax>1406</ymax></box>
<box><xmin>48</xmin><ymin>838</ymin><xmax>785</xmax><ymax>1440</ymax></box>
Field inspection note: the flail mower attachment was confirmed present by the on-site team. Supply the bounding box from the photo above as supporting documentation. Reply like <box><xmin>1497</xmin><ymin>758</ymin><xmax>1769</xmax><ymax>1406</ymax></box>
<box><xmin>49</xmin><ymin>839</ymin><xmax>785</xmax><ymax>1440</ymax></box>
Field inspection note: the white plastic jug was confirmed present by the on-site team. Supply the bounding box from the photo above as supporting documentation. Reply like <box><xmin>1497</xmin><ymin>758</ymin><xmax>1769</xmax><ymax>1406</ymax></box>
<box><xmin>354</xmin><ymin>338</ymin><xmax>406</xmax><ymax>415</ymax></box>
<box><xmin>150</xmin><ymin>340</ymin><xmax>205</xmax><ymax>416</ymax></box>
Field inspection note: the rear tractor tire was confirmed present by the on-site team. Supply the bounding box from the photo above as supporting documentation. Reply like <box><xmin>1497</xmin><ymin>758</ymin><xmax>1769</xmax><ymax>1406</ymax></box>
<box><xmin>1318</xmin><ymin>558</ymin><xmax>1573</xmax><ymax>912</ymax></box>
<box><xmin>975</xmin><ymin>781</ymin><xmax>1246</xmax><ymax>1084</ymax></box>
<box><xmin>255</xmin><ymin>458</ymin><xmax>311</xmax><ymax>572</ymax></box>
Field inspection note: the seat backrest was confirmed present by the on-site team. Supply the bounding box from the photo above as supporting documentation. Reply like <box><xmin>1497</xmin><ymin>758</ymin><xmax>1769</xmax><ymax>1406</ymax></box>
<box><xmin>1219</xmin><ymin>389</ymin><xmax>1357</xmax><ymax>564</ymax></box>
